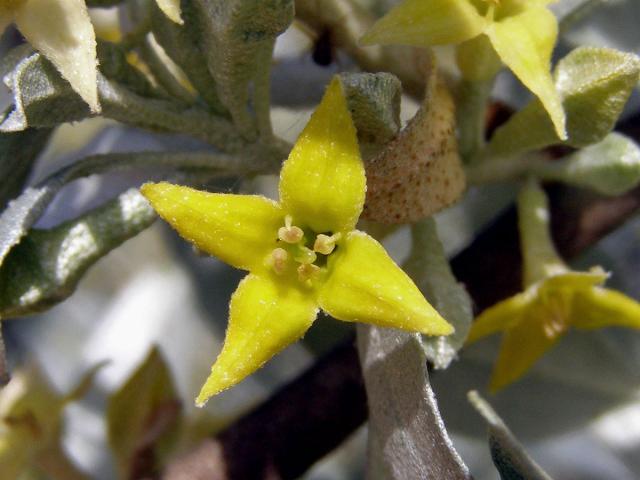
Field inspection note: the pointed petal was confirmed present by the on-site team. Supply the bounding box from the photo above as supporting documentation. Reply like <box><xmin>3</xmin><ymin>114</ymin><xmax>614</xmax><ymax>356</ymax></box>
<box><xmin>360</xmin><ymin>0</ymin><xmax>487</xmax><ymax>47</ymax></box>
<box><xmin>490</xmin><ymin>311</ymin><xmax>561</xmax><ymax>391</ymax></box>
<box><xmin>572</xmin><ymin>287</ymin><xmax>640</xmax><ymax>330</ymax></box>
<box><xmin>466</xmin><ymin>291</ymin><xmax>531</xmax><ymax>344</ymax></box>
<box><xmin>196</xmin><ymin>274</ymin><xmax>318</xmax><ymax>405</ymax></box>
<box><xmin>155</xmin><ymin>0</ymin><xmax>183</xmax><ymax>24</ymax></box>
<box><xmin>319</xmin><ymin>231</ymin><xmax>453</xmax><ymax>336</ymax></box>
<box><xmin>279</xmin><ymin>77</ymin><xmax>365</xmax><ymax>233</ymax></box>
<box><xmin>141</xmin><ymin>182</ymin><xmax>283</xmax><ymax>273</ymax></box>
<box><xmin>15</xmin><ymin>0</ymin><xmax>100</xmax><ymax>112</ymax></box>
<box><xmin>486</xmin><ymin>6</ymin><xmax>566</xmax><ymax>139</ymax></box>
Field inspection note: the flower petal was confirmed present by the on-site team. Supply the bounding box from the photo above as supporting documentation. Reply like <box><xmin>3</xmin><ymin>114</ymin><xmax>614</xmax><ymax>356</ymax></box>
<box><xmin>486</xmin><ymin>6</ymin><xmax>566</xmax><ymax>139</ymax></box>
<box><xmin>490</xmin><ymin>310</ymin><xmax>561</xmax><ymax>391</ymax></box>
<box><xmin>15</xmin><ymin>0</ymin><xmax>100</xmax><ymax>112</ymax></box>
<box><xmin>279</xmin><ymin>77</ymin><xmax>365</xmax><ymax>233</ymax></box>
<box><xmin>141</xmin><ymin>182</ymin><xmax>283</xmax><ymax>273</ymax></box>
<box><xmin>466</xmin><ymin>291</ymin><xmax>531</xmax><ymax>344</ymax></box>
<box><xmin>572</xmin><ymin>287</ymin><xmax>640</xmax><ymax>330</ymax></box>
<box><xmin>196</xmin><ymin>274</ymin><xmax>318</xmax><ymax>405</ymax></box>
<box><xmin>319</xmin><ymin>231</ymin><xmax>453</xmax><ymax>336</ymax></box>
<box><xmin>360</xmin><ymin>0</ymin><xmax>487</xmax><ymax>47</ymax></box>
<box><xmin>155</xmin><ymin>0</ymin><xmax>183</xmax><ymax>24</ymax></box>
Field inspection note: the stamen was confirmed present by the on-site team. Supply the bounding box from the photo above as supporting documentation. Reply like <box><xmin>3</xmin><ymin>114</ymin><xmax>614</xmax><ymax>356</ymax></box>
<box><xmin>313</xmin><ymin>233</ymin><xmax>342</xmax><ymax>255</ymax></box>
<box><xmin>298</xmin><ymin>263</ymin><xmax>320</xmax><ymax>283</ymax></box>
<box><xmin>270</xmin><ymin>248</ymin><xmax>289</xmax><ymax>274</ymax></box>
<box><xmin>278</xmin><ymin>215</ymin><xmax>304</xmax><ymax>244</ymax></box>
<box><xmin>294</xmin><ymin>245</ymin><xmax>317</xmax><ymax>265</ymax></box>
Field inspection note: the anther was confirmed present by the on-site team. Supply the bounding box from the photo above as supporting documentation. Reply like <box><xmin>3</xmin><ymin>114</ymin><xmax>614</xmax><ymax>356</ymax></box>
<box><xmin>313</xmin><ymin>233</ymin><xmax>341</xmax><ymax>255</ymax></box>
<box><xmin>270</xmin><ymin>248</ymin><xmax>289</xmax><ymax>274</ymax></box>
<box><xmin>298</xmin><ymin>263</ymin><xmax>320</xmax><ymax>283</ymax></box>
<box><xmin>278</xmin><ymin>215</ymin><xmax>304</xmax><ymax>244</ymax></box>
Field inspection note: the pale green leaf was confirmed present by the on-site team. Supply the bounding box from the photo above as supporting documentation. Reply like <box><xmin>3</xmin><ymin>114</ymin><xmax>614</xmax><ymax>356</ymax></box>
<box><xmin>403</xmin><ymin>218</ymin><xmax>474</xmax><ymax>369</ymax></box>
<box><xmin>487</xmin><ymin>47</ymin><xmax>640</xmax><ymax>158</ymax></box>
<box><xmin>339</xmin><ymin>72</ymin><xmax>402</xmax><ymax>148</ymax></box>
<box><xmin>107</xmin><ymin>347</ymin><xmax>182</xmax><ymax>479</ymax></box>
<box><xmin>538</xmin><ymin>133</ymin><xmax>640</xmax><ymax>196</ymax></box>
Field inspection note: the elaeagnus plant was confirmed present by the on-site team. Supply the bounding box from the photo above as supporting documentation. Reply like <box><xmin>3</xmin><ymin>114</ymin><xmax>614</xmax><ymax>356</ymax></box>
<box><xmin>0</xmin><ymin>0</ymin><xmax>639</xmax><ymax>478</ymax></box>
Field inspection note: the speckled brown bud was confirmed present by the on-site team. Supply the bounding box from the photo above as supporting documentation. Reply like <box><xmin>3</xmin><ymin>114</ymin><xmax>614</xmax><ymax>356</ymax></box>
<box><xmin>362</xmin><ymin>78</ymin><xmax>466</xmax><ymax>224</ymax></box>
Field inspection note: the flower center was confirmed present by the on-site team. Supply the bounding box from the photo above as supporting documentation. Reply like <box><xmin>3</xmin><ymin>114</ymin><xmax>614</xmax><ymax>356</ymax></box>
<box><xmin>266</xmin><ymin>215</ymin><xmax>342</xmax><ymax>285</ymax></box>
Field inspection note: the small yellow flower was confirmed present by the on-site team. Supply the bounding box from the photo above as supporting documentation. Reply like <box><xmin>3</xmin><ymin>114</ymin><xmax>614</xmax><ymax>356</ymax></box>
<box><xmin>467</xmin><ymin>181</ymin><xmax>640</xmax><ymax>391</ymax></box>
<box><xmin>360</xmin><ymin>0</ymin><xmax>566</xmax><ymax>139</ymax></box>
<box><xmin>141</xmin><ymin>77</ymin><xmax>453</xmax><ymax>406</ymax></box>
<box><xmin>0</xmin><ymin>0</ymin><xmax>100</xmax><ymax>112</ymax></box>
<box><xmin>155</xmin><ymin>0</ymin><xmax>182</xmax><ymax>24</ymax></box>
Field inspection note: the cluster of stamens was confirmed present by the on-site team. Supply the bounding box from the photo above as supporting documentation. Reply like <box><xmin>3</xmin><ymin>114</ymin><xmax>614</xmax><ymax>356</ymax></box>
<box><xmin>267</xmin><ymin>215</ymin><xmax>341</xmax><ymax>284</ymax></box>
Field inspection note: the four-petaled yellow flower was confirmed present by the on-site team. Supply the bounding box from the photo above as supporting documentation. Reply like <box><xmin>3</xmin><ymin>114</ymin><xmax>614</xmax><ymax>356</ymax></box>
<box><xmin>360</xmin><ymin>0</ymin><xmax>566</xmax><ymax>139</ymax></box>
<box><xmin>467</xmin><ymin>180</ymin><xmax>640</xmax><ymax>391</ymax></box>
<box><xmin>0</xmin><ymin>0</ymin><xmax>100</xmax><ymax>112</ymax></box>
<box><xmin>141</xmin><ymin>77</ymin><xmax>453</xmax><ymax>406</ymax></box>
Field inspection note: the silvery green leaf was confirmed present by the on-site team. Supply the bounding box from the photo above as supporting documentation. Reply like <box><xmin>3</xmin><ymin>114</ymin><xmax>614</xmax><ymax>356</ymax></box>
<box><xmin>0</xmin><ymin>128</ymin><xmax>52</xmax><ymax>210</ymax></box>
<box><xmin>0</xmin><ymin>189</ymin><xmax>156</xmax><ymax>318</ymax></box>
<box><xmin>357</xmin><ymin>326</ymin><xmax>471</xmax><ymax>480</ymax></box>
<box><xmin>1</xmin><ymin>53</ymin><xmax>90</xmax><ymax>132</ymax></box>
<box><xmin>403</xmin><ymin>218</ymin><xmax>474</xmax><ymax>369</ymax></box>
<box><xmin>339</xmin><ymin>72</ymin><xmax>402</xmax><ymax>148</ymax></box>
<box><xmin>487</xmin><ymin>47</ymin><xmax>640</xmax><ymax>158</ymax></box>
<box><xmin>193</xmin><ymin>0</ymin><xmax>294</xmax><ymax>138</ymax></box>
<box><xmin>468</xmin><ymin>391</ymin><xmax>554</xmax><ymax>480</ymax></box>
<box><xmin>539</xmin><ymin>133</ymin><xmax>640</xmax><ymax>196</ymax></box>
<box><xmin>150</xmin><ymin>0</ymin><xmax>226</xmax><ymax>112</ymax></box>
<box><xmin>1</xmin><ymin>52</ymin><xmax>244</xmax><ymax>151</ymax></box>
<box><xmin>108</xmin><ymin>347</ymin><xmax>181</xmax><ymax>479</ymax></box>
<box><xmin>0</xmin><ymin>150</ymin><xmax>260</xmax><ymax>277</ymax></box>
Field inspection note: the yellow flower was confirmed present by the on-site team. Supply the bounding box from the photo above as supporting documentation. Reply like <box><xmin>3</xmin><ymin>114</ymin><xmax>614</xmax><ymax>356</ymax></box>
<box><xmin>360</xmin><ymin>0</ymin><xmax>566</xmax><ymax>139</ymax></box>
<box><xmin>141</xmin><ymin>77</ymin><xmax>453</xmax><ymax>406</ymax></box>
<box><xmin>155</xmin><ymin>0</ymin><xmax>182</xmax><ymax>24</ymax></box>
<box><xmin>467</xmin><ymin>180</ymin><xmax>640</xmax><ymax>391</ymax></box>
<box><xmin>1</xmin><ymin>0</ymin><xmax>100</xmax><ymax>112</ymax></box>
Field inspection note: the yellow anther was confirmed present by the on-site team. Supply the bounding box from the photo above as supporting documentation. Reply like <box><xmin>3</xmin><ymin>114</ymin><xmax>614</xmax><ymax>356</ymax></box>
<box><xmin>294</xmin><ymin>245</ymin><xmax>317</xmax><ymax>265</ymax></box>
<box><xmin>297</xmin><ymin>263</ymin><xmax>321</xmax><ymax>283</ymax></box>
<box><xmin>270</xmin><ymin>248</ymin><xmax>289</xmax><ymax>274</ymax></box>
<box><xmin>313</xmin><ymin>233</ymin><xmax>341</xmax><ymax>255</ymax></box>
<box><xmin>278</xmin><ymin>215</ymin><xmax>304</xmax><ymax>244</ymax></box>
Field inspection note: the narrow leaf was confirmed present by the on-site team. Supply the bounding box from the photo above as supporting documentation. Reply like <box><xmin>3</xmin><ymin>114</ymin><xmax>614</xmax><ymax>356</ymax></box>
<box><xmin>468</xmin><ymin>391</ymin><xmax>554</xmax><ymax>480</ymax></box>
<box><xmin>193</xmin><ymin>0</ymin><xmax>294</xmax><ymax>138</ymax></box>
<box><xmin>0</xmin><ymin>128</ymin><xmax>52</xmax><ymax>211</ymax></box>
<box><xmin>403</xmin><ymin>218</ymin><xmax>473</xmax><ymax>369</ymax></box>
<box><xmin>0</xmin><ymin>189</ymin><xmax>155</xmax><ymax>317</ymax></box>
